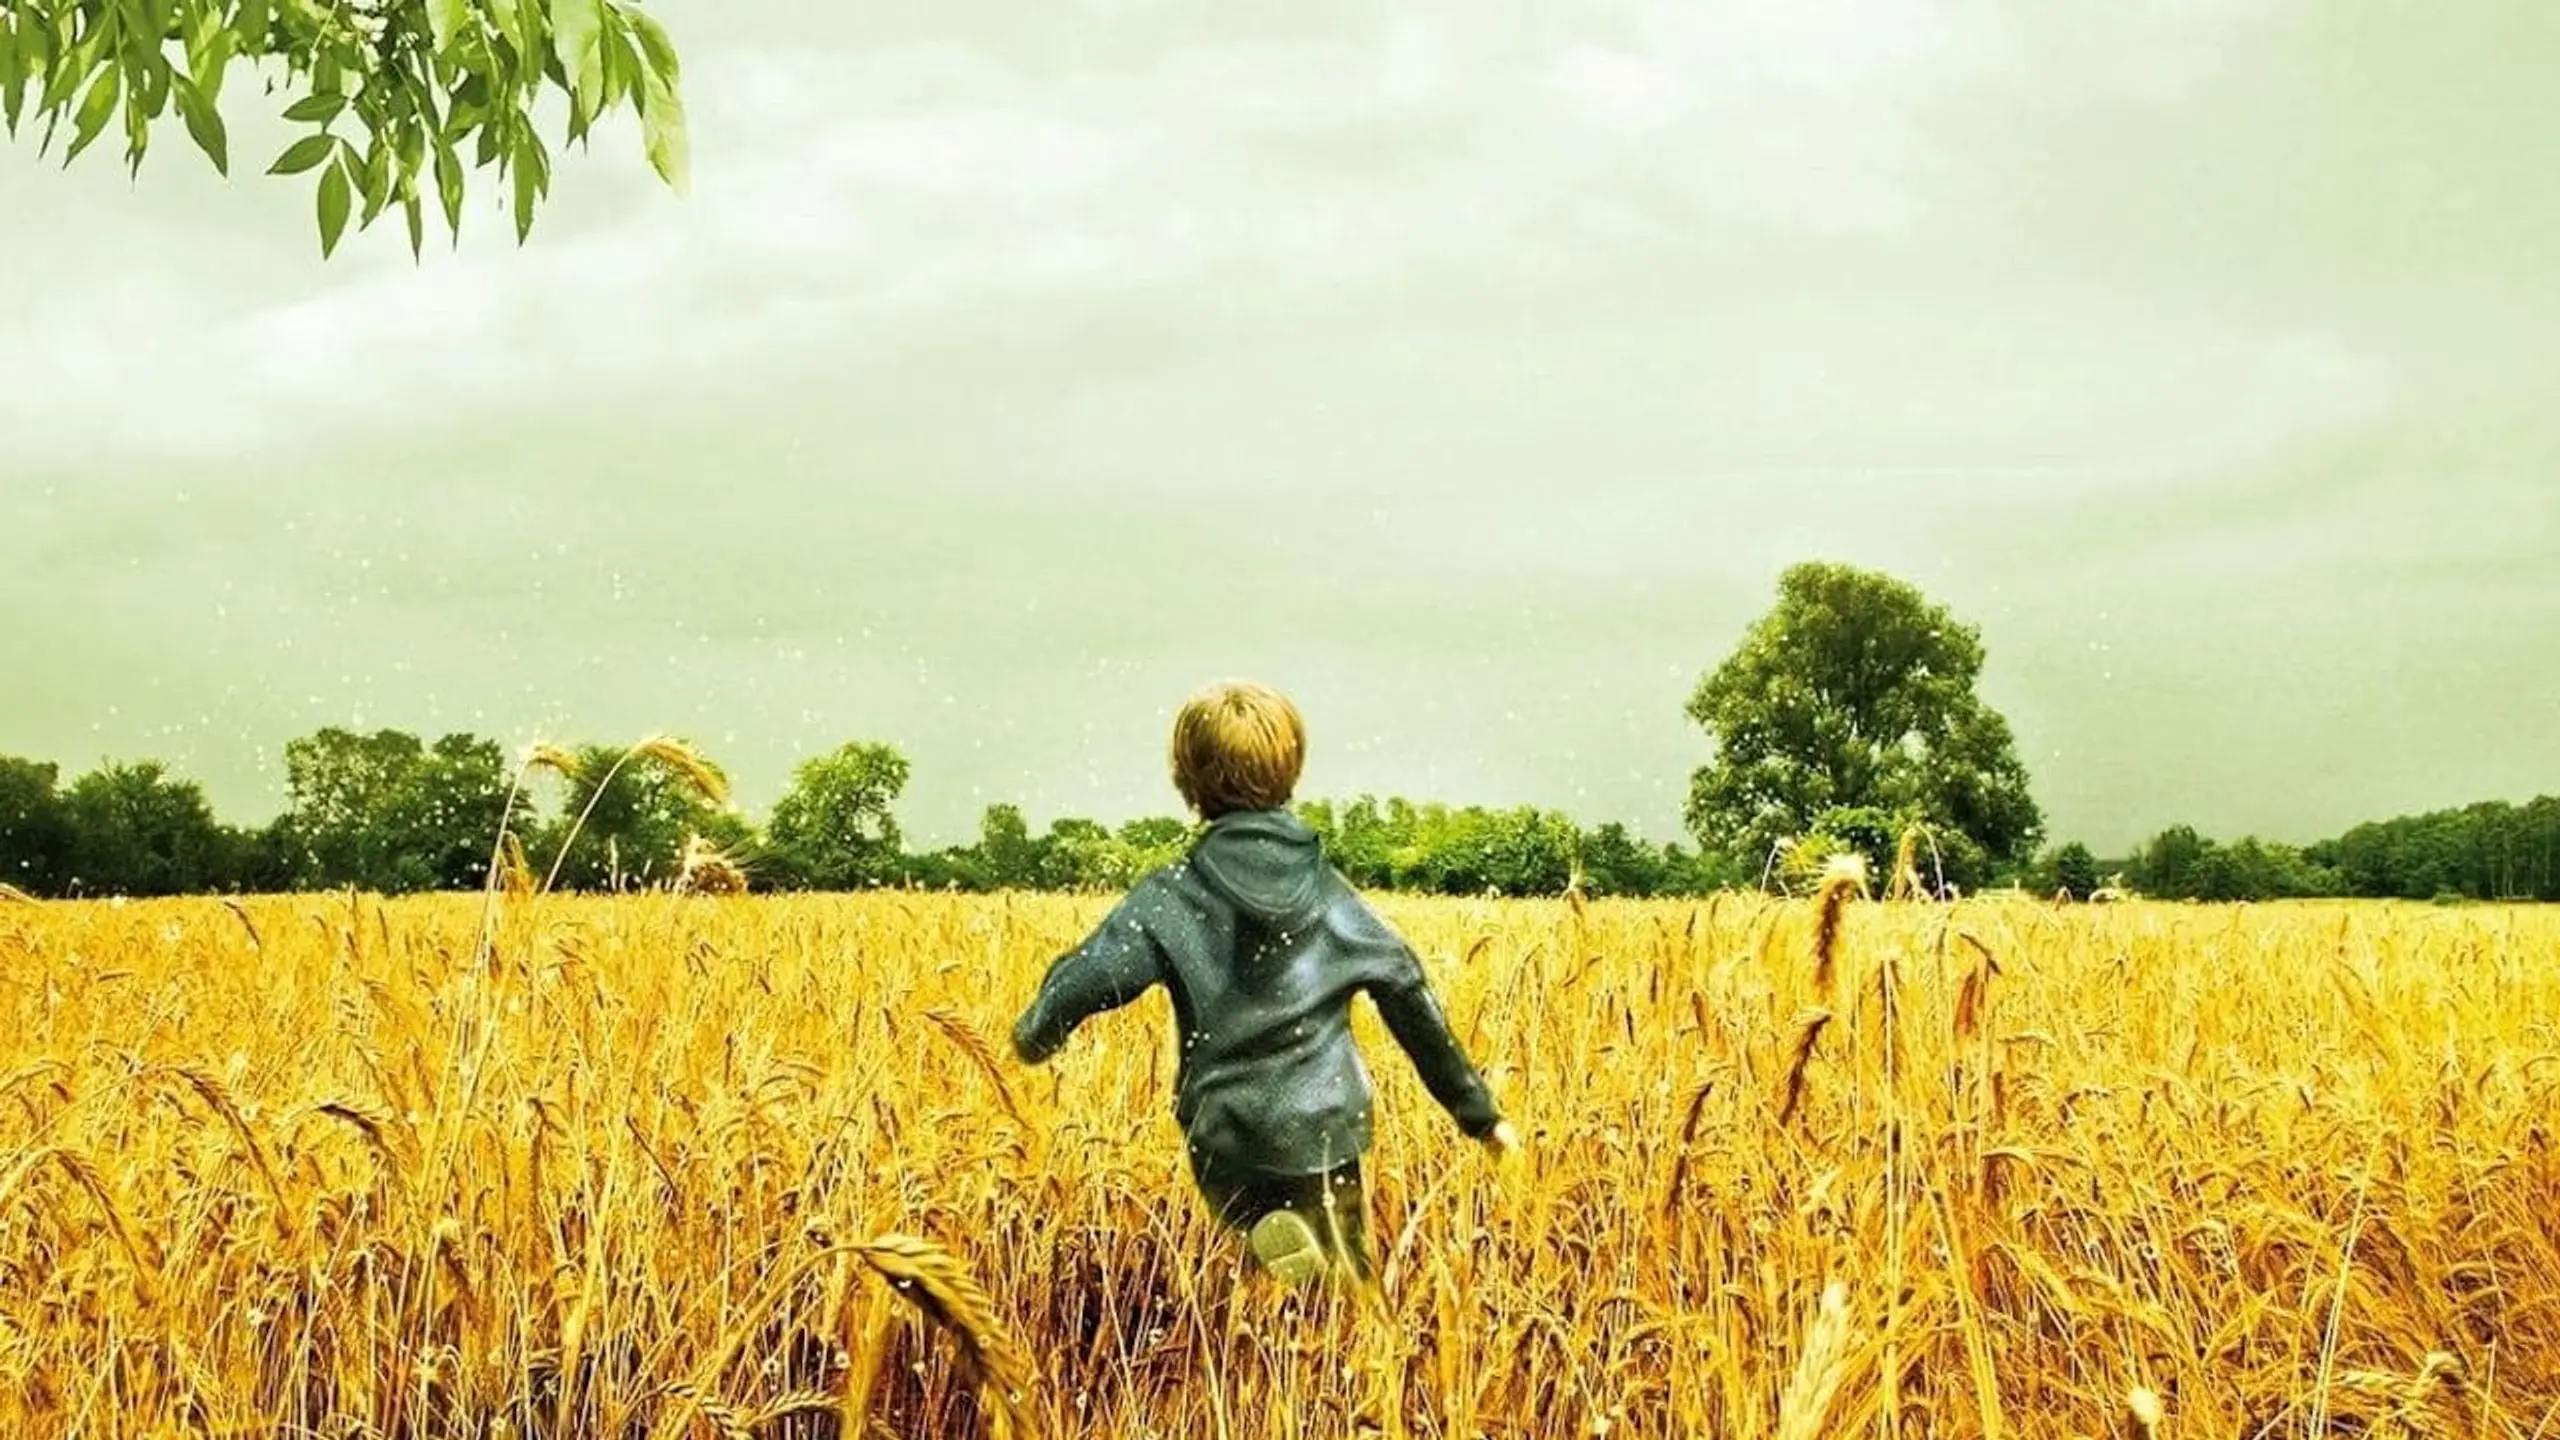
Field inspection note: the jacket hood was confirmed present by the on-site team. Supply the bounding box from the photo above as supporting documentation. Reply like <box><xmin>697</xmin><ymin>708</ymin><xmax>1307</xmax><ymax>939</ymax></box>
<box><xmin>1189</xmin><ymin>808</ymin><xmax>1327</xmax><ymax>924</ymax></box>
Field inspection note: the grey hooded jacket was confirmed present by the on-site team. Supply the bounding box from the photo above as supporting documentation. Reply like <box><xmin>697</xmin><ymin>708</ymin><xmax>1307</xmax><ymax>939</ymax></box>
<box><xmin>1011</xmin><ymin>807</ymin><xmax>1503</xmax><ymax>1179</ymax></box>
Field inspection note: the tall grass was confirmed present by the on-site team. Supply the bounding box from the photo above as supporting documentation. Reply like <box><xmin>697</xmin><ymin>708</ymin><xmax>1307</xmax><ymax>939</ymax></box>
<box><xmin>0</xmin><ymin>889</ymin><xmax>2554</xmax><ymax>1437</ymax></box>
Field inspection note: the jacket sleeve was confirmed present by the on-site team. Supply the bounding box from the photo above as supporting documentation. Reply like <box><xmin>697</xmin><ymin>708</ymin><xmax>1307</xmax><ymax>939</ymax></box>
<box><xmin>1012</xmin><ymin>890</ymin><xmax>1164</xmax><ymax>1065</ymax></box>
<box><xmin>1368</xmin><ymin>944</ymin><xmax>1504</xmax><ymax>1139</ymax></box>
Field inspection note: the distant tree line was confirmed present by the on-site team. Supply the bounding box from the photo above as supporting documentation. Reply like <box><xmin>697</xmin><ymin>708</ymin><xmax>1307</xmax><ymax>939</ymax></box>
<box><xmin>2063</xmin><ymin>798</ymin><xmax>2560</xmax><ymax>904</ymax></box>
<box><xmin>3</xmin><ymin>724</ymin><xmax>2551</xmax><ymax>905</ymax></box>
<box><xmin>0</xmin><ymin>728</ymin><xmax>1745</xmax><ymax>899</ymax></box>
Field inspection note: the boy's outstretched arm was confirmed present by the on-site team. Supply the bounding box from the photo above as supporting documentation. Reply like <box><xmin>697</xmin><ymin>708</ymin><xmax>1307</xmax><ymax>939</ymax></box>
<box><xmin>1012</xmin><ymin>897</ymin><xmax>1163</xmax><ymax>1065</ymax></box>
<box><xmin>1369</xmin><ymin>948</ymin><xmax>1506</xmax><ymax>1141</ymax></box>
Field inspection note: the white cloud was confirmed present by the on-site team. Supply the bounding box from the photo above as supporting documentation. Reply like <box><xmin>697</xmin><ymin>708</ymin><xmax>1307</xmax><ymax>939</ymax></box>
<box><xmin>0</xmin><ymin>1</ymin><xmax>2296</xmax><ymax>472</ymax></box>
<box><xmin>1551</xmin><ymin>48</ymin><xmax>1692</xmax><ymax>135</ymax></box>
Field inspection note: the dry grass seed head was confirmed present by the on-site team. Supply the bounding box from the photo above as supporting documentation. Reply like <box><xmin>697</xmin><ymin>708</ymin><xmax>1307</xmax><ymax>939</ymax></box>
<box><xmin>924</xmin><ymin>1009</ymin><xmax>1033</xmax><ymax>1132</ymax></box>
<box><xmin>165</xmin><ymin>1065</ymin><xmax>295</xmax><ymax>1234</ymax></box>
<box><xmin>661</xmin><ymin>1382</ymin><xmax>757</xmax><ymax>1440</ymax></box>
<box><xmin>1811</xmin><ymin>858</ymin><xmax>1863</xmax><ymax>1001</ymax></box>
<box><xmin>498</xmin><ymin>831</ymin><xmax>537</xmax><ymax>900</ymax></box>
<box><xmin>633</xmin><ymin>735</ymin><xmax>733</xmax><ymax>809</ymax></box>
<box><xmin>522</xmin><ymin>742</ymin><xmax>585</xmax><ymax>783</ymax></box>
<box><xmin>1774</xmin><ymin>1281</ymin><xmax>1857</xmax><ymax>1440</ymax></box>
<box><xmin>1776</xmin><ymin>1007</ymin><xmax>1834</xmax><ymax>1125</ymax></box>
<box><xmin>304</xmin><ymin>1096</ymin><xmax>415</xmax><ymax>1176</ymax></box>
<box><xmin>857</xmin><ymin>1233</ymin><xmax>1037</xmax><ymax>1437</ymax></box>
<box><xmin>1889</xmin><ymin>826</ymin><xmax>1924</xmax><ymax>902</ymax></box>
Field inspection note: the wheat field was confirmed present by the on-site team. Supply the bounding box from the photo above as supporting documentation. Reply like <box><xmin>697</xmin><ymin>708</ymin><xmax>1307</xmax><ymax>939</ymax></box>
<box><xmin>0</xmin><ymin>886</ymin><xmax>2554</xmax><ymax>1438</ymax></box>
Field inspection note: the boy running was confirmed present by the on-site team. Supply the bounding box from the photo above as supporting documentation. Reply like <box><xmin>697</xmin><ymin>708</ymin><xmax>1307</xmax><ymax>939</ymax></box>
<box><xmin>1011</xmin><ymin>680</ymin><xmax>1517</xmax><ymax>1285</ymax></box>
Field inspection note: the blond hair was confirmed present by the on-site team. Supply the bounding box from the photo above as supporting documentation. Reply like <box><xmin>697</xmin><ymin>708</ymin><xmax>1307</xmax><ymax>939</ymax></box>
<box><xmin>1170</xmin><ymin>681</ymin><xmax>1306</xmax><ymax>819</ymax></box>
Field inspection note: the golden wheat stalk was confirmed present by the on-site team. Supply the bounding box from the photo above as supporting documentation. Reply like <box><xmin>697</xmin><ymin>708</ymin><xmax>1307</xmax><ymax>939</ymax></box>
<box><xmin>841</xmin><ymin>1275</ymin><xmax>901</xmax><ymax>1440</ymax></box>
<box><xmin>674</xmin><ymin>832</ymin><xmax>751</xmax><ymax>896</ymax></box>
<box><xmin>523</xmin><ymin>742</ymin><xmax>584</xmax><ymax>781</ymax></box>
<box><xmin>1661</xmin><ymin>1078</ymin><xmax>1717</xmax><ymax>1217</ymax></box>
<box><xmin>1888</xmin><ymin>826</ymin><xmax>1924</xmax><ymax>902</ymax></box>
<box><xmin>0</xmin><ymin>1057</ymin><xmax>69</xmax><ymax>1107</ymax></box>
<box><xmin>301</xmin><ymin>1095</ymin><xmax>417</xmax><ymax>1176</ymax></box>
<box><xmin>660</xmin><ymin>1382</ymin><xmax>757</xmax><ymax>1440</ymax></box>
<box><xmin>538</xmin><ymin>735</ymin><xmax>732</xmax><ymax>896</ymax></box>
<box><xmin>34</xmin><ymin>1148</ymin><xmax>161</xmax><ymax>1301</ymax></box>
<box><xmin>925</xmin><ymin>1008</ymin><xmax>1034</xmax><ymax>1132</ymax></box>
<box><xmin>1810</xmin><ymin>858</ymin><xmax>1863</xmax><ymax>1002</ymax></box>
<box><xmin>2330</xmin><ymin>1351</ymin><xmax>2466</xmax><ymax>1437</ymax></box>
<box><xmin>858</xmin><ymin>1233</ymin><xmax>1039</xmax><ymax>1439</ymax></box>
<box><xmin>1776</xmin><ymin>1006</ymin><xmax>1834</xmax><ymax>1125</ymax></box>
<box><xmin>218</xmin><ymin>895</ymin><xmax>264</xmax><ymax>950</ymax></box>
<box><xmin>163</xmin><ymin>1065</ymin><xmax>296</xmax><ymax>1236</ymax></box>
<box><xmin>1774</xmin><ymin>1281</ymin><xmax>1857</xmax><ymax>1440</ymax></box>
<box><xmin>633</xmin><ymin>734</ymin><xmax>733</xmax><ymax>808</ymax></box>
<box><xmin>498</xmin><ymin>830</ymin><xmax>536</xmax><ymax>900</ymax></box>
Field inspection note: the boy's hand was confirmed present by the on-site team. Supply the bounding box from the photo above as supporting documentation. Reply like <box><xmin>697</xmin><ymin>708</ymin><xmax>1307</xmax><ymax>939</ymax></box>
<box><xmin>1480</xmin><ymin>1120</ymin><xmax>1527</xmax><ymax>1203</ymax></box>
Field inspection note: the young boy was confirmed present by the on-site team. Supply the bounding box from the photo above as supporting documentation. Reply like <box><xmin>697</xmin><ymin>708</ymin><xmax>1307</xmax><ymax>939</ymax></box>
<box><xmin>1011</xmin><ymin>680</ymin><xmax>1518</xmax><ymax>1285</ymax></box>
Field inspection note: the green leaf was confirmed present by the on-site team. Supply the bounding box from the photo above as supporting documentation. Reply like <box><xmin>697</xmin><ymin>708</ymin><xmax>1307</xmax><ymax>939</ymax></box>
<box><xmin>234</xmin><ymin>0</ymin><xmax>271</xmax><ymax>48</ymax></box>
<box><xmin>511</xmin><ymin>148</ymin><xmax>536</xmax><ymax>242</ymax></box>
<box><xmin>65</xmin><ymin>65</ymin><xmax>119</xmax><ymax>164</ymax></box>
<box><xmin>172</xmin><ymin>74</ymin><xmax>227</xmax><ymax>174</ymax></box>
<box><xmin>639</xmin><ymin>67</ymin><xmax>686</xmax><ymax>194</ymax></box>
<box><xmin>626</xmin><ymin>6</ymin><xmax>679</xmax><ymax>87</ymax></box>
<box><xmin>136</xmin><ymin>48</ymin><xmax>170</xmax><ymax>118</ymax></box>
<box><xmin>425</xmin><ymin>0</ymin><xmax>470</xmax><ymax>55</ymax></box>
<box><xmin>509</xmin><ymin>129</ymin><xmax>548</xmax><ymax>242</ymax></box>
<box><xmin>599</xmin><ymin>20</ymin><xmax>637</xmax><ymax>109</ymax></box>
<box><xmin>187</xmin><ymin>21</ymin><xmax>235</xmax><ymax>103</ymax></box>
<box><xmin>434</xmin><ymin>139</ymin><xmax>464</xmax><ymax>238</ymax></box>
<box><xmin>0</xmin><ymin>20</ymin><xmax>21</xmax><ymax>135</ymax></box>
<box><xmin>269</xmin><ymin>131</ymin><xmax>334</xmax><ymax>174</ymax></box>
<box><xmin>123</xmin><ymin>87</ymin><xmax>152</xmax><ymax>175</ymax></box>
<box><xmin>403</xmin><ymin>191</ymin><xmax>424</xmax><ymax>260</ymax></box>
<box><xmin>359</xmin><ymin>135</ymin><xmax>392</xmax><ymax>223</ymax></box>
<box><xmin>487</xmin><ymin>0</ymin><xmax>524</xmax><ymax>58</ymax></box>
<box><xmin>397</xmin><ymin>67</ymin><xmax>442</xmax><ymax>135</ymax></box>
<box><xmin>397</xmin><ymin>115</ymin><xmax>426</xmax><ymax>186</ymax></box>
<box><xmin>317</xmin><ymin>154</ymin><xmax>352</xmax><ymax>257</ymax></box>
<box><xmin>547</xmin><ymin>0</ymin><xmax>602</xmax><ymax>106</ymax></box>
<box><xmin>42</xmin><ymin>23</ymin><xmax>98</xmax><ymax>114</ymax></box>
<box><xmin>283</xmin><ymin>91</ymin><xmax>345</xmax><ymax>124</ymax></box>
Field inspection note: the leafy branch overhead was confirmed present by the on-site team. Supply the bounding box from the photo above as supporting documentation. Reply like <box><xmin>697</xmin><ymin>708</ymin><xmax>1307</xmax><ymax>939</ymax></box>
<box><xmin>0</xmin><ymin>0</ymin><xmax>687</xmax><ymax>257</ymax></box>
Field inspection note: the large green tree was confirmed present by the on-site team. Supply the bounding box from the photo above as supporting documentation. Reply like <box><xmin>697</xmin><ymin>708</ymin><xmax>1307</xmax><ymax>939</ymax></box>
<box><xmin>765</xmin><ymin>740</ymin><xmax>911</xmax><ymax>890</ymax></box>
<box><xmin>278</xmin><ymin>726</ymin><xmax>508</xmax><ymax>891</ymax></box>
<box><xmin>1685</xmin><ymin>562</ymin><xmax>2043</xmax><ymax>888</ymax></box>
<box><xmin>2</xmin><ymin>0</ymin><xmax>687</xmax><ymax>255</ymax></box>
<box><xmin>0</xmin><ymin>756</ymin><xmax>72</xmax><ymax>893</ymax></box>
<box><xmin>2049</xmin><ymin>840</ymin><xmax>2101</xmax><ymax>901</ymax></box>
<box><xmin>60</xmin><ymin>759</ymin><xmax>233</xmax><ymax>895</ymax></box>
<box><xmin>971</xmin><ymin>803</ymin><xmax>1042</xmax><ymax>890</ymax></box>
<box><xmin>537</xmin><ymin>738</ymin><xmax>727</xmax><ymax>891</ymax></box>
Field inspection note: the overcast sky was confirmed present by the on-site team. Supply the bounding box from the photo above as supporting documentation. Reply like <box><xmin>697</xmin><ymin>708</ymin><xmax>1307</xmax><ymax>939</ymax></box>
<box><xmin>3</xmin><ymin>0</ymin><xmax>2555</xmax><ymax>855</ymax></box>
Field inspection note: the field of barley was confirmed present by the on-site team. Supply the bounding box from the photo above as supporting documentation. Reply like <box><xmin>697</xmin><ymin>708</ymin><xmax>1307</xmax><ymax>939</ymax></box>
<box><xmin>1</xmin><ymin>886</ymin><xmax>2555</xmax><ymax>1439</ymax></box>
